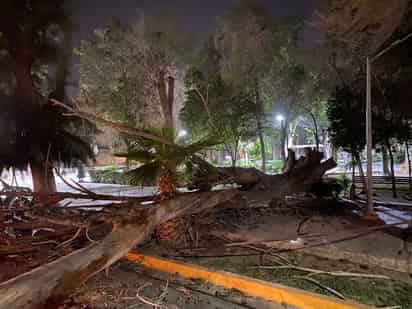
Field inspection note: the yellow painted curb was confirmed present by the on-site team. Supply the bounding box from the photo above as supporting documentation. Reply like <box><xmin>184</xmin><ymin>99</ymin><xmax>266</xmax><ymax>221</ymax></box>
<box><xmin>126</xmin><ymin>252</ymin><xmax>376</xmax><ymax>309</ymax></box>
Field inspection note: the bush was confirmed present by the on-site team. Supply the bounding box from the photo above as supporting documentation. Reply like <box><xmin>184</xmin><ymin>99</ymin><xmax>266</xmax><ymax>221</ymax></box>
<box><xmin>336</xmin><ymin>173</ymin><xmax>351</xmax><ymax>197</ymax></box>
<box><xmin>89</xmin><ymin>167</ymin><xmax>129</xmax><ymax>185</ymax></box>
<box><xmin>310</xmin><ymin>178</ymin><xmax>343</xmax><ymax>198</ymax></box>
<box><xmin>393</xmin><ymin>151</ymin><xmax>404</xmax><ymax>164</ymax></box>
<box><xmin>271</xmin><ymin>160</ymin><xmax>283</xmax><ymax>173</ymax></box>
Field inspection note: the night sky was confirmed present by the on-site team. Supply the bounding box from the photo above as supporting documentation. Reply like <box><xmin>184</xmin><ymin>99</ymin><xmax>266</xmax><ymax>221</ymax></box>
<box><xmin>72</xmin><ymin>0</ymin><xmax>324</xmax><ymax>41</ymax></box>
<box><xmin>67</xmin><ymin>0</ymin><xmax>325</xmax><ymax>91</ymax></box>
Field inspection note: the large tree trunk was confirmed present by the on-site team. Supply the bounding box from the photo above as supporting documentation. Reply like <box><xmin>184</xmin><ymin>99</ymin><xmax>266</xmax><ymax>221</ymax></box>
<box><xmin>355</xmin><ymin>154</ymin><xmax>367</xmax><ymax>192</ymax></box>
<box><xmin>350</xmin><ymin>153</ymin><xmax>356</xmax><ymax>199</ymax></box>
<box><xmin>382</xmin><ymin>146</ymin><xmax>390</xmax><ymax>176</ymax></box>
<box><xmin>30</xmin><ymin>161</ymin><xmax>56</xmax><ymax>194</ymax></box>
<box><xmin>14</xmin><ymin>55</ymin><xmax>57</xmax><ymax>196</ymax></box>
<box><xmin>13</xmin><ymin>55</ymin><xmax>38</xmax><ymax>110</ymax></box>
<box><xmin>280</xmin><ymin>120</ymin><xmax>288</xmax><ymax>165</ymax></box>
<box><xmin>386</xmin><ymin>140</ymin><xmax>397</xmax><ymax>198</ymax></box>
<box><xmin>226</xmin><ymin>141</ymin><xmax>239</xmax><ymax>168</ymax></box>
<box><xmin>309</xmin><ymin>112</ymin><xmax>320</xmax><ymax>151</ymax></box>
<box><xmin>406</xmin><ymin>142</ymin><xmax>412</xmax><ymax>194</ymax></box>
<box><xmin>191</xmin><ymin>148</ymin><xmax>336</xmax><ymax>199</ymax></box>
<box><xmin>157</xmin><ymin>71</ymin><xmax>174</xmax><ymax>131</ymax></box>
<box><xmin>257</xmin><ymin>123</ymin><xmax>266</xmax><ymax>172</ymax></box>
<box><xmin>253</xmin><ymin>85</ymin><xmax>266</xmax><ymax>172</ymax></box>
<box><xmin>283</xmin><ymin>149</ymin><xmax>297</xmax><ymax>173</ymax></box>
<box><xmin>0</xmin><ymin>190</ymin><xmax>239</xmax><ymax>309</ymax></box>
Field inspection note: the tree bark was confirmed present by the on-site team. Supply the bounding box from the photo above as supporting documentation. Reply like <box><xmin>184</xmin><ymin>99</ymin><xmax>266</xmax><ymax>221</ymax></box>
<box><xmin>309</xmin><ymin>112</ymin><xmax>320</xmax><ymax>151</ymax></box>
<box><xmin>406</xmin><ymin>142</ymin><xmax>412</xmax><ymax>194</ymax></box>
<box><xmin>0</xmin><ymin>190</ymin><xmax>239</xmax><ymax>309</ymax></box>
<box><xmin>350</xmin><ymin>153</ymin><xmax>356</xmax><ymax>199</ymax></box>
<box><xmin>52</xmin><ymin>100</ymin><xmax>174</xmax><ymax>146</ymax></box>
<box><xmin>191</xmin><ymin>148</ymin><xmax>336</xmax><ymax>197</ymax></box>
<box><xmin>13</xmin><ymin>54</ymin><xmax>38</xmax><ymax>110</ymax></box>
<box><xmin>382</xmin><ymin>146</ymin><xmax>390</xmax><ymax>176</ymax></box>
<box><xmin>283</xmin><ymin>149</ymin><xmax>297</xmax><ymax>173</ymax></box>
<box><xmin>257</xmin><ymin>122</ymin><xmax>266</xmax><ymax>172</ymax></box>
<box><xmin>30</xmin><ymin>161</ymin><xmax>56</xmax><ymax>194</ymax></box>
<box><xmin>249</xmin><ymin>79</ymin><xmax>266</xmax><ymax>172</ymax></box>
<box><xmin>386</xmin><ymin>140</ymin><xmax>397</xmax><ymax>198</ymax></box>
<box><xmin>254</xmin><ymin>87</ymin><xmax>266</xmax><ymax>172</ymax></box>
<box><xmin>157</xmin><ymin>71</ymin><xmax>174</xmax><ymax>131</ymax></box>
<box><xmin>280</xmin><ymin>122</ymin><xmax>287</xmax><ymax>165</ymax></box>
<box><xmin>355</xmin><ymin>154</ymin><xmax>367</xmax><ymax>192</ymax></box>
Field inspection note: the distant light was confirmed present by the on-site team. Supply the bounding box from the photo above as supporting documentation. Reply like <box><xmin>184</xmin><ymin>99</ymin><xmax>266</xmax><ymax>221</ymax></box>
<box><xmin>276</xmin><ymin>114</ymin><xmax>285</xmax><ymax>122</ymax></box>
<box><xmin>178</xmin><ymin>130</ymin><xmax>187</xmax><ymax>137</ymax></box>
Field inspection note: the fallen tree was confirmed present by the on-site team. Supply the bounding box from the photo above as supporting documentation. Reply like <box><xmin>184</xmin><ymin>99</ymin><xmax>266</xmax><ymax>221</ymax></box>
<box><xmin>0</xmin><ymin>101</ymin><xmax>339</xmax><ymax>308</ymax></box>
<box><xmin>52</xmin><ymin>99</ymin><xmax>335</xmax><ymax>197</ymax></box>
<box><xmin>191</xmin><ymin>148</ymin><xmax>336</xmax><ymax>195</ymax></box>
<box><xmin>0</xmin><ymin>189</ymin><xmax>239</xmax><ymax>309</ymax></box>
<box><xmin>0</xmin><ymin>149</ymin><xmax>337</xmax><ymax>309</ymax></box>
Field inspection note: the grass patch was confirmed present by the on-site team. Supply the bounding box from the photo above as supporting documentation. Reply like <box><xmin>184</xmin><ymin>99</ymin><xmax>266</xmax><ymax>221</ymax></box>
<box><xmin>184</xmin><ymin>253</ymin><xmax>412</xmax><ymax>308</ymax></box>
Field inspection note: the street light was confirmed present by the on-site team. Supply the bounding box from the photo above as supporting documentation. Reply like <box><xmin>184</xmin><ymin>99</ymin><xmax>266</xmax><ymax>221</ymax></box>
<box><xmin>276</xmin><ymin>114</ymin><xmax>285</xmax><ymax>122</ymax></box>
<box><xmin>178</xmin><ymin>129</ymin><xmax>187</xmax><ymax>138</ymax></box>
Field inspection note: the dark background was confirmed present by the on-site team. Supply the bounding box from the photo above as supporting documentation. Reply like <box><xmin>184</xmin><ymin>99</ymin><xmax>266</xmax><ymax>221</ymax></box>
<box><xmin>67</xmin><ymin>0</ymin><xmax>326</xmax><ymax>92</ymax></box>
<box><xmin>72</xmin><ymin>0</ymin><xmax>325</xmax><ymax>40</ymax></box>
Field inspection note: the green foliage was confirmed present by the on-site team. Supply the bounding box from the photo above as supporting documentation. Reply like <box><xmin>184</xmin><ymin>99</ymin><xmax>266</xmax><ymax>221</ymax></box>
<box><xmin>89</xmin><ymin>167</ymin><xmax>128</xmax><ymax>185</ymax></box>
<box><xmin>77</xmin><ymin>16</ymin><xmax>193</xmax><ymax>130</ymax></box>
<box><xmin>336</xmin><ymin>174</ymin><xmax>351</xmax><ymax>197</ymax></box>
<box><xmin>393</xmin><ymin>151</ymin><xmax>404</xmax><ymax>164</ymax></box>
<box><xmin>118</xmin><ymin>129</ymin><xmax>219</xmax><ymax>186</ymax></box>
<box><xmin>181</xmin><ymin>61</ymin><xmax>257</xmax><ymax>162</ymax></box>
<box><xmin>77</xmin><ymin>21</ymin><xmax>156</xmax><ymax>129</ymax></box>
<box><xmin>0</xmin><ymin>101</ymin><xmax>95</xmax><ymax>171</ymax></box>
<box><xmin>326</xmin><ymin>86</ymin><xmax>365</xmax><ymax>156</ymax></box>
<box><xmin>250</xmin><ymin>142</ymin><xmax>261</xmax><ymax>161</ymax></box>
<box><xmin>271</xmin><ymin>160</ymin><xmax>283</xmax><ymax>173</ymax></box>
<box><xmin>0</xmin><ymin>1</ymin><xmax>94</xmax><ymax>174</ymax></box>
<box><xmin>310</xmin><ymin>178</ymin><xmax>343</xmax><ymax>198</ymax></box>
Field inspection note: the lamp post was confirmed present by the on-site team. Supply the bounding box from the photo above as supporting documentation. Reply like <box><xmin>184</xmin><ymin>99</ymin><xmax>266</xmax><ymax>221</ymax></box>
<box><xmin>365</xmin><ymin>32</ymin><xmax>412</xmax><ymax>216</ymax></box>
<box><xmin>365</xmin><ymin>56</ymin><xmax>373</xmax><ymax>216</ymax></box>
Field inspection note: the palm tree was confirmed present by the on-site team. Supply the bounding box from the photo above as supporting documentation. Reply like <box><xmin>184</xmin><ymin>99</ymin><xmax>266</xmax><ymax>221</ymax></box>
<box><xmin>118</xmin><ymin>129</ymin><xmax>217</xmax><ymax>245</ymax></box>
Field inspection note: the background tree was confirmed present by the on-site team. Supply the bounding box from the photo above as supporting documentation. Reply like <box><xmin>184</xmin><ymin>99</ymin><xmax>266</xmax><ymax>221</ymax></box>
<box><xmin>78</xmin><ymin>13</ymin><xmax>198</xmax><ymax>245</ymax></box>
<box><xmin>77</xmin><ymin>21</ymin><xmax>160</xmax><ymax>160</ymax></box>
<box><xmin>0</xmin><ymin>0</ymin><xmax>94</xmax><ymax>194</ymax></box>
<box><xmin>326</xmin><ymin>85</ymin><xmax>366</xmax><ymax>190</ymax></box>
<box><xmin>78</xmin><ymin>13</ymin><xmax>192</xmax><ymax>152</ymax></box>
<box><xmin>318</xmin><ymin>0</ymin><xmax>412</xmax><ymax>190</ymax></box>
<box><xmin>318</xmin><ymin>0</ymin><xmax>409</xmax><ymax>57</ymax></box>
<box><xmin>265</xmin><ymin>49</ymin><xmax>306</xmax><ymax>163</ymax></box>
<box><xmin>181</xmin><ymin>40</ymin><xmax>256</xmax><ymax>167</ymax></box>
<box><xmin>215</xmin><ymin>0</ymin><xmax>276</xmax><ymax>171</ymax></box>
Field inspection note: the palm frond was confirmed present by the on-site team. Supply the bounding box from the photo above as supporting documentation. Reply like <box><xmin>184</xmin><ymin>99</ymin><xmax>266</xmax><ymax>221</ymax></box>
<box><xmin>52</xmin><ymin>130</ymin><xmax>95</xmax><ymax>166</ymax></box>
<box><xmin>126</xmin><ymin>161</ymin><xmax>162</xmax><ymax>186</ymax></box>
<box><xmin>189</xmin><ymin>155</ymin><xmax>220</xmax><ymax>175</ymax></box>
<box><xmin>181</xmin><ymin>137</ymin><xmax>220</xmax><ymax>155</ymax></box>
<box><xmin>114</xmin><ymin>150</ymin><xmax>155</xmax><ymax>163</ymax></box>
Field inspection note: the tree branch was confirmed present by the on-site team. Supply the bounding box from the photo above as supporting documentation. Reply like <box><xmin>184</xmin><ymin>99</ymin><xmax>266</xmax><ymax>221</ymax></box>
<box><xmin>51</xmin><ymin>99</ymin><xmax>174</xmax><ymax>145</ymax></box>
